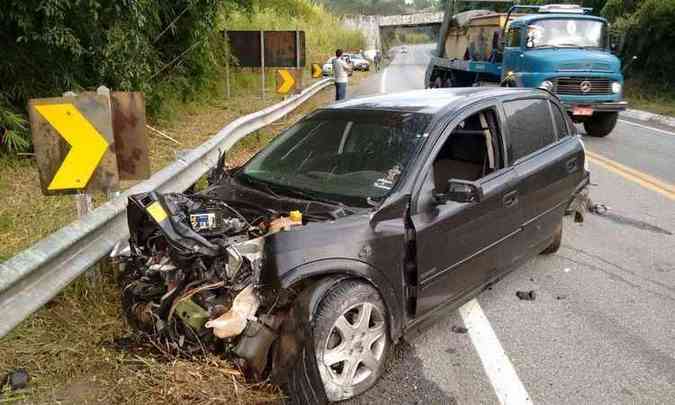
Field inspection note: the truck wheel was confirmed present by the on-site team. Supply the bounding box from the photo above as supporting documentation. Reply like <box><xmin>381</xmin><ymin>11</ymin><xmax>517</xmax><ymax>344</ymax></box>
<box><xmin>287</xmin><ymin>280</ymin><xmax>389</xmax><ymax>403</ymax></box>
<box><xmin>583</xmin><ymin>112</ymin><xmax>618</xmax><ymax>137</ymax></box>
<box><xmin>541</xmin><ymin>220</ymin><xmax>562</xmax><ymax>255</ymax></box>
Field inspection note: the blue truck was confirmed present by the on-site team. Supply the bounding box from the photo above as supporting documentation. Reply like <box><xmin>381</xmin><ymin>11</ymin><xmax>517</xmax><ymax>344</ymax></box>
<box><xmin>425</xmin><ymin>4</ymin><xmax>626</xmax><ymax>137</ymax></box>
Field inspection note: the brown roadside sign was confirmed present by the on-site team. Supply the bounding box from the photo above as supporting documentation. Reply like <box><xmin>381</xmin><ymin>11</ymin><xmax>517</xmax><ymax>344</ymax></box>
<box><xmin>111</xmin><ymin>92</ymin><xmax>150</xmax><ymax>181</ymax></box>
<box><xmin>28</xmin><ymin>94</ymin><xmax>120</xmax><ymax>195</ymax></box>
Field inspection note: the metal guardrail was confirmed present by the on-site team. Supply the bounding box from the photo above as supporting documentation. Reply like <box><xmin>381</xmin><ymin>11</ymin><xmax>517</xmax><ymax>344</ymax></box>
<box><xmin>0</xmin><ymin>78</ymin><xmax>333</xmax><ymax>338</ymax></box>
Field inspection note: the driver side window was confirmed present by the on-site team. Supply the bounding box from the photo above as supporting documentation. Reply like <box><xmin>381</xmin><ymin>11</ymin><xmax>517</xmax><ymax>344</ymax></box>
<box><xmin>416</xmin><ymin>107</ymin><xmax>504</xmax><ymax>212</ymax></box>
<box><xmin>432</xmin><ymin>108</ymin><xmax>503</xmax><ymax>193</ymax></box>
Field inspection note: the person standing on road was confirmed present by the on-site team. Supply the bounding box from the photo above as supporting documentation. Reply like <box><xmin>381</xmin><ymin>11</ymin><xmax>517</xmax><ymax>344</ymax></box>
<box><xmin>333</xmin><ymin>49</ymin><xmax>352</xmax><ymax>101</ymax></box>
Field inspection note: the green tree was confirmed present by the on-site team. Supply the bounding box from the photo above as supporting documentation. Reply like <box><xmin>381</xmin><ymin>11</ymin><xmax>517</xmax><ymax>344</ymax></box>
<box><xmin>0</xmin><ymin>0</ymin><xmax>253</xmax><ymax>153</ymax></box>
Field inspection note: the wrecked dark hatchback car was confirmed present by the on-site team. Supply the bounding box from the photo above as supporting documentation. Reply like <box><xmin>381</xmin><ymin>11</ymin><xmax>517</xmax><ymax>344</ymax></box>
<box><xmin>120</xmin><ymin>88</ymin><xmax>589</xmax><ymax>402</ymax></box>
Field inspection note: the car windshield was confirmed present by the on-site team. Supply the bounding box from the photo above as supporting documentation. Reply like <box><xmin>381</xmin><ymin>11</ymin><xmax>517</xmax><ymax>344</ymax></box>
<box><xmin>238</xmin><ymin>110</ymin><xmax>432</xmax><ymax>207</ymax></box>
<box><xmin>527</xmin><ymin>19</ymin><xmax>607</xmax><ymax>49</ymax></box>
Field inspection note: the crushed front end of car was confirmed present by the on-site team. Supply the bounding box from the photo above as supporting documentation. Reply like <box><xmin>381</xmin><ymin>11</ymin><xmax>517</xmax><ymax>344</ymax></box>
<box><xmin>118</xmin><ymin>190</ymin><xmax>309</xmax><ymax>379</ymax></box>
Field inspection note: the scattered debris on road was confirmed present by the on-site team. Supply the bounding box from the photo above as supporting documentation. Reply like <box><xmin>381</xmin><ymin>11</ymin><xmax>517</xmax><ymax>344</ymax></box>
<box><xmin>556</xmin><ymin>294</ymin><xmax>568</xmax><ymax>300</ymax></box>
<box><xmin>451</xmin><ymin>325</ymin><xmax>468</xmax><ymax>334</ymax></box>
<box><xmin>516</xmin><ymin>290</ymin><xmax>536</xmax><ymax>301</ymax></box>
<box><xmin>566</xmin><ymin>187</ymin><xmax>592</xmax><ymax>223</ymax></box>
<box><xmin>3</xmin><ymin>369</ymin><xmax>30</xmax><ymax>391</ymax></box>
<box><xmin>589</xmin><ymin>203</ymin><xmax>610</xmax><ymax>215</ymax></box>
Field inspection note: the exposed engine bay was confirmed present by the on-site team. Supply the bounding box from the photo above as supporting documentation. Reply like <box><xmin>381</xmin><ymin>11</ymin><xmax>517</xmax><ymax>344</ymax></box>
<box><xmin>119</xmin><ymin>191</ymin><xmax>309</xmax><ymax>378</ymax></box>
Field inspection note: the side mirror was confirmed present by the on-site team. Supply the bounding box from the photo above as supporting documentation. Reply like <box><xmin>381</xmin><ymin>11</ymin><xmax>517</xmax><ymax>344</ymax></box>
<box><xmin>609</xmin><ymin>32</ymin><xmax>623</xmax><ymax>54</ymax></box>
<box><xmin>434</xmin><ymin>179</ymin><xmax>483</xmax><ymax>204</ymax></box>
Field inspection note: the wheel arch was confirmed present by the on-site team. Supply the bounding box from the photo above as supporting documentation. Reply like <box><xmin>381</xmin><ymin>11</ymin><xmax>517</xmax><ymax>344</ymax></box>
<box><xmin>280</xmin><ymin>259</ymin><xmax>404</xmax><ymax>341</ymax></box>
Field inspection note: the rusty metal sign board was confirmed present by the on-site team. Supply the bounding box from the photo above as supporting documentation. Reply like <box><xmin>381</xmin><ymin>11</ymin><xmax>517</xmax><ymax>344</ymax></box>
<box><xmin>227</xmin><ymin>31</ymin><xmax>306</xmax><ymax>68</ymax></box>
<box><xmin>28</xmin><ymin>94</ymin><xmax>119</xmax><ymax>195</ymax></box>
<box><xmin>228</xmin><ymin>31</ymin><xmax>261</xmax><ymax>67</ymax></box>
<box><xmin>111</xmin><ymin>92</ymin><xmax>150</xmax><ymax>181</ymax></box>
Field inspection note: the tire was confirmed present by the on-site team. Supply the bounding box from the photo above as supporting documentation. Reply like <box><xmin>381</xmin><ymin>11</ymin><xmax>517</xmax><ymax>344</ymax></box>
<box><xmin>541</xmin><ymin>220</ymin><xmax>562</xmax><ymax>255</ymax></box>
<box><xmin>583</xmin><ymin>112</ymin><xmax>618</xmax><ymax>137</ymax></box>
<box><xmin>286</xmin><ymin>280</ymin><xmax>390</xmax><ymax>403</ymax></box>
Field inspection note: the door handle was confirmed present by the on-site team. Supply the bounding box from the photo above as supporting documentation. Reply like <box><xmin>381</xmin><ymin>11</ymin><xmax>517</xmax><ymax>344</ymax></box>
<box><xmin>503</xmin><ymin>190</ymin><xmax>518</xmax><ymax>207</ymax></box>
<box><xmin>566</xmin><ymin>158</ymin><xmax>577</xmax><ymax>173</ymax></box>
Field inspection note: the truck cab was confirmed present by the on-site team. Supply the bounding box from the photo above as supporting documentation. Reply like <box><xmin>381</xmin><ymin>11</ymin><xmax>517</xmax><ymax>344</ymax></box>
<box><xmin>502</xmin><ymin>5</ymin><xmax>626</xmax><ymax>137</ymax></box>
<box><xmin>426</xmin><ymin>4</ymin><xmax>626</xmax><ymax>137</ymax></box>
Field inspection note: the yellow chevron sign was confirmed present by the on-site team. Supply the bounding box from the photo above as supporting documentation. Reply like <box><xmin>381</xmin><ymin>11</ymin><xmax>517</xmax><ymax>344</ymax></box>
<box><xmin>34</xmin><ymin>103</ymin><xmax>109</xmax><ymax>190</ymax></box>
<box><xmin>28</xmin><ymin>93</ymin><xmax>120</xmax><ymax>194</ymax></box>
<box><xmin>276</xmin><ymin>69</ymin><xmax>297</xmax><ymax>94</ymax></box>
<box><xmin>312</xmin><ymin>63</ymin><xmax>322</xmax><ymax>78</ymax></box>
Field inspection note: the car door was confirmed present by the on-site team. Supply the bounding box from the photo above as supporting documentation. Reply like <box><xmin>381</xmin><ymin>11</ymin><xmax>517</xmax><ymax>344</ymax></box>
<box><xmin>410</xmin><ymin>105</ymin><xmax>522</xmax><ymax>317</ymax></box>
<box><xmin>501</xmin><ymin>97</ymin><xmax>584</xmax><ymax>259</ymax></box>
<box><xmin>502</xmin><ymin>26</ymin><xmax>524</xmax><ymax>80</ymax></box>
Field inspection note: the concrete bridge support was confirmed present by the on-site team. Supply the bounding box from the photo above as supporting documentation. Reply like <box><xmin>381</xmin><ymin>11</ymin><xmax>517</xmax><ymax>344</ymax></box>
<box><xmin>343</xmin><ymin>11</ymin><xmax>444</xmax><ymax>51</ymax></box>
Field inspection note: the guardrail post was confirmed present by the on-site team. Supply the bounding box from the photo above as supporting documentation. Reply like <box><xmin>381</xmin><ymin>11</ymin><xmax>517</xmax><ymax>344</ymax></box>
<box><xmin>62</xmin><ymin>90</ymin><xmax>96</xmax><ymax>228</ymax></box>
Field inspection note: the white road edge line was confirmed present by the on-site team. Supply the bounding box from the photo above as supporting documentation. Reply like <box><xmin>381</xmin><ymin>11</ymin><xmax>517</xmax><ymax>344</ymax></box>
<box><xmin>618</xmin><ymin>119</ymin><xmax>675</xmax><ymax>136</ymax></box>
<box><xmin>459</xmin><ymin>299</ymin><xmax>533</xmax><ymax>405</ymax></box>
<box><xmin>380</xmin><ymin>67</ymin><xmax>388</xmax><ymax>94</ymax></box>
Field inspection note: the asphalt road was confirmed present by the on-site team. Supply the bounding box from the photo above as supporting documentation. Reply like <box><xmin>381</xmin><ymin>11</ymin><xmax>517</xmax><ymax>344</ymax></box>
<box><xmin>345</xmin><ymin>44</ymin><xmax>675</xmax><ymax>404</ymax></box>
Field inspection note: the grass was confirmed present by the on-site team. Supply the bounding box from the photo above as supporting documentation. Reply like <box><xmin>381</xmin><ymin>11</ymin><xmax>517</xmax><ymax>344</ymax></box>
<box><xmin>624</xmin><ymin>78</ymin><xmax>675</xmax><ymax>117</ymax></box>
<box><xmin>0</xmin><ymin>71</ymin><xmax>370</xmax><ymax>404</ymax></box>
<box><xmin>0</xmin><ymin>269</ymin><xmax>283</xmax><ymax>404</ymax></box>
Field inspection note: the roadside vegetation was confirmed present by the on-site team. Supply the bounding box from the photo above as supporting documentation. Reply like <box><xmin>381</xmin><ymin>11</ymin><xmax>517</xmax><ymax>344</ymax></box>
<box><xmin>0</xmin><ymin>1</ymin><xmax>370</xmax><ymax>402</ymax></box>
<box><xmin>0</xmin><ymin>0</ymin><xmax>364</xmax><ymax>154</ymax></box>
<box><xmin>0</xmin><ymin>0</ymin><xmax>364</xmax><ymax>260</ymax></box>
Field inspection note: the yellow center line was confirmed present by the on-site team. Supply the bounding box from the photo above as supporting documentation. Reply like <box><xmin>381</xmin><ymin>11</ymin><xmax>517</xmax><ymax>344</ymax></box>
<box><xmin>586</xmin><ymin>151</ymin><xmax>675</xmax><ymax>201</ymax></box>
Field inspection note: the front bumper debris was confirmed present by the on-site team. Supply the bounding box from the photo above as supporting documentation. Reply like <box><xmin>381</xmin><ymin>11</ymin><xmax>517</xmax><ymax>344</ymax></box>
<box><xmin>117</xmin><ymin>190</ymin><xmax>307</xmax><ymax>378</ymax></box>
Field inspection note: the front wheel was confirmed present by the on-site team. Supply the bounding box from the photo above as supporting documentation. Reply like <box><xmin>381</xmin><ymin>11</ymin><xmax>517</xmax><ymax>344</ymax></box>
<box><xmin>583</xmin><ymin>112</ymin><xmax>618</xmax><ymax>137</ymax></box>
<box><xmin>286</xmin><ymin>280</ymin><xmax>390</xmax><ymax>403</ymax></box>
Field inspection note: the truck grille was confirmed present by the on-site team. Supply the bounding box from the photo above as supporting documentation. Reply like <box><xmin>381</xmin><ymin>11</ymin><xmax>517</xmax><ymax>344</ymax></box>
<box><xmin>554</xmin><ymin>77</ymin><xmax>611</xmax><ymax>96</ymax></box>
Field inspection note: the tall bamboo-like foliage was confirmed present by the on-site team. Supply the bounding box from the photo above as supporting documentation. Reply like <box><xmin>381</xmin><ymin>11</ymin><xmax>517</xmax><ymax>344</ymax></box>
<box><xmin>0</xmin><ymin>0</ymin><xmax>252</xmax><ymax>152</ymax></box>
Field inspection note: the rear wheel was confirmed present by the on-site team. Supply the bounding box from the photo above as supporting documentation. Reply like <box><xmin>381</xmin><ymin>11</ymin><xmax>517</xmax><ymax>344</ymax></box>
<box><xmin>286</xmin><ymin>280</ymin><xmax>389</xmax><ymax>403</ymax></box>
<box><xmin>583</xmin><ymin>112</ymin><xmax>618</xmax><ymax>137</ymax></box>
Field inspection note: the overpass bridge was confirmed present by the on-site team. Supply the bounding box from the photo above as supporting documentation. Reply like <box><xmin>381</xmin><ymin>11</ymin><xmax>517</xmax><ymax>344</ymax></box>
<box><xmin>343</xmin><ymin>11</ymin><xmax>444</xmax><ymax>51</ymax></box>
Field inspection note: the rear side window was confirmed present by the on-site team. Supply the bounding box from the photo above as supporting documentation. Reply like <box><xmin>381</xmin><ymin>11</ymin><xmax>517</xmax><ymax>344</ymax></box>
<box><xmin>503</xmin><ymin>99</ymin><xmax>555</xmax><ymax>162</ymax></box>
<box><xmin>550</xmin><ymin>102</ymin><xmax>570</xmax><ymax>139</ymax></box>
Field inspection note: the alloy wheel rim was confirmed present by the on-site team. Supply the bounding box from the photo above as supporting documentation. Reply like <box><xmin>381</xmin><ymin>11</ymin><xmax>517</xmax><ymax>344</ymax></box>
<box><xmin>322</xmin><ymin>302</ymin><xmax>386</xmax><ymax>387</ymax></box>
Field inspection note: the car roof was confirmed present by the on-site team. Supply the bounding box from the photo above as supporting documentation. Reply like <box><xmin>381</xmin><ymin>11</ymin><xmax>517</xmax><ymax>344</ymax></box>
<box><xmin>325</xmin><ymin>88</ymin><xmax>547</xmax><ymax>115</ymax></box>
